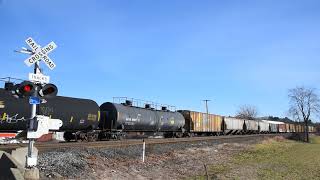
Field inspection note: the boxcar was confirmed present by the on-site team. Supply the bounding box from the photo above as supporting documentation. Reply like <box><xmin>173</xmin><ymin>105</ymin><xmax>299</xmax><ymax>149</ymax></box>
<box><xmin>295</xmin><ymin>124</ymin><xmax>304</xmax><ymax>132</ymax></box>
<box><xmin>309</xmin><ymin>126</ymin><xmax>314</xmax><ymax>133</ymax></box>
<box><xmin>289</xmin><ymin>124</ymin><xmax>296</xmax><ymax>132</ymax></box>
<box><xmin>285</xmin><ymin>123</ymin><xmax>290</xmax><ymax>133</ymax></box>
<box><xmin>278</xmin><ymin>123</ymin><xmax>287</xmax><ymax>133</ymax></box>
<box><xmin>179</xmin><ymin>110</ymin><xmax>223</xmax><ymax>135</ymax></box>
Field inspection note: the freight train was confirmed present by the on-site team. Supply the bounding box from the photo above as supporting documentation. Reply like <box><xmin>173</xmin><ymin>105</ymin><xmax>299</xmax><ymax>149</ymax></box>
<box><xmin>0</xmin><ymin>88</ymin><xmax>315</xmax><ymax>141</ymax></box>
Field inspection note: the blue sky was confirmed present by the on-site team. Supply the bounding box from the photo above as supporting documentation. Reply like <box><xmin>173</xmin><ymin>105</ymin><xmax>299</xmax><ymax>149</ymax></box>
<box><xmin>0</xmin><ymin>0</ymin><xmax>319</xmax><ymax>119</ymax></box>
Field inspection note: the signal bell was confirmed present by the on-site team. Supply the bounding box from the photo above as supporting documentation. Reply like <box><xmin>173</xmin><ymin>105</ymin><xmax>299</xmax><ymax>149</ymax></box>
<box><xmin>38</xmin><ymin>83</ymin><xmax>58</xmax><ymax>98</ymax></box>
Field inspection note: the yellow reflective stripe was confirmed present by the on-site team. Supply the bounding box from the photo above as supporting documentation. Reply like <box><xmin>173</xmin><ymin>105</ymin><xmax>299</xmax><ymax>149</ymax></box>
<box><xmin>70</xmin><ymin>116</ymin><xmax>73</xmax><ymax>123</ymax></box>
<box><xmin>97</xmin><ymin>111</ymin><xmax>100</xmax><ymax>122</ymax></box>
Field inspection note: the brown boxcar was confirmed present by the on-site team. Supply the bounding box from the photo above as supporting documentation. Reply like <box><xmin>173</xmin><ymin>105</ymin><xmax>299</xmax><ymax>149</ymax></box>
<box><xmin>296</xmin><ymin>124</ymin><xmax>305</xmax><ymax>133</ymax></box>
<box><xmin>278</xmin><ymin>124</ymin><xmax>287</xmax><ymax>132</ymax></box>
<box><xmin>289</xmin><ymin>124</ymin><xmax>295</xmax><ymax>132</ymax></box>
<box><xmin>309</xmin><ymin>126</ymin><xmax>314</xmax><ymax>133</ymax></box>
<box><xmin>295</xmin><ymin>124</ymin><xmax>301</xmax><ymax>132</ymax></box>
<box><xmin>285</xmin><ymin>123</ymin><xmax>290</xmax><ymax>132</ymax></box>
<box><xmin>179</xmin><ymin>110</ymin><xmax>222</xmax><ymax>133</ymax></box>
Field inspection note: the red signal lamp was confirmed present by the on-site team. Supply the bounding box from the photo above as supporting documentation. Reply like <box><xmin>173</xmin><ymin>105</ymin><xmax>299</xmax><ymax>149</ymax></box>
<box><xmin>23</xmin><ymin>85</ymin><xmax>32</xmax><ymax>92</ymax></box>
<box><xmin>17</xmin><ymin>81</ymin><xmax>35</xmax><ymax>97</ymax></box>
<box><xmin>39</xmin><ymin>83</ymin><xmax>58</xmax><ymax>98</ymax></box>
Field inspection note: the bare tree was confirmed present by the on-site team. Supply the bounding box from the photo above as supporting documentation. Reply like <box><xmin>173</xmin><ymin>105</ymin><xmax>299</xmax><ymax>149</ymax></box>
<box><xmin>236</xmin><ymin>105</ymin><xmax>258</xmax><ymax>120</ymax></box>
<box><xmin>288</xmin><ymin>86</ymin><xmax>320</xmax><ymax>142</ymax></box>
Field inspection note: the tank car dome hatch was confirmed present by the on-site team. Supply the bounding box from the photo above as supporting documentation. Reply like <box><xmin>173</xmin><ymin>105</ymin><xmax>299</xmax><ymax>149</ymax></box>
<box><xmin>145</xmin><ymin>104</ymin><xmax>151</xmax><ymax>109</ymax></box>
<box><xmin>125</xmin><ymin>100</ymin><xmax>133</xmax><ymax>106</ymax></box>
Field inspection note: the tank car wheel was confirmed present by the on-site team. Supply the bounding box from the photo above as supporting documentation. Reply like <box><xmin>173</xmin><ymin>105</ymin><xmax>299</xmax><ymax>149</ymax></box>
<box><xmin>93</xmin><ymin>133</ymin><xmax>99</xmax><ymax>141</ymax></box>
<box><xmin>117</xmin><ymin>135</ymin><xmax>123</xmax><ymax>140</ymax></box>
<box><xmin>64</xmin><ymin>132</ymin><xmax>75</xmax><ymax>142</ymax></box>
<box><xmin>88</xmin><ymin>133</ymin><xmax>98</xmax><ymax>142</ymax></box>
<box><xmin>175</xmin><ymin>132</ymin><xmax>183</xmax><ymax>138</ymax></box>
<box><xmin>185</xmin><ymin>133</ymin><xmax>191</xmax><ymax>137</ymax></box>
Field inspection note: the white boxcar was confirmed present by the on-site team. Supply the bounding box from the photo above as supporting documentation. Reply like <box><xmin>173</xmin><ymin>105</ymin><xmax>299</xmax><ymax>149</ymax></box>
<box><xmin>258</xmin><ymin>120</ymin><xmax>269</xmax><ymax>132</ymax></box>
<box><xmin>224</xmin><ymin>117</ymin><xmax>244</xmax><ymax>130</ymax></box>
<box><xmin>245</xmin><ymin>120</ymin><xmax>259</xmax><ymax>131</ymax></box>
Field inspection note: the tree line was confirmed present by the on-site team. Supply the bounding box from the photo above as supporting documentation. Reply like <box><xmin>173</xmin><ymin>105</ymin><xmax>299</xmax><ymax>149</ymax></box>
<box><xmin>235</xmin><ymin>86</ymin><xmax>320</xmax><ymax>143</ymax></box>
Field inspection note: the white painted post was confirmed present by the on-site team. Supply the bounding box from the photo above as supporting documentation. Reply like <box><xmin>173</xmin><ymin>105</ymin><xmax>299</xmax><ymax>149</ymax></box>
<box><xmin>26</xmin><ymin>62</ymin><xmax>40</xmax><ymax>167</ymax></box>
<box><xmin>142</xmin><ymin>139</ymin><xmax>146</xmax><ymax>162</ymax></box>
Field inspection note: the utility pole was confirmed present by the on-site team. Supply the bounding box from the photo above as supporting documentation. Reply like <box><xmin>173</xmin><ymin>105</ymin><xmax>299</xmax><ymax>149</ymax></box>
<box><xmin>203</xmin><ymin>99</ymin><xmax>211</xmax><ymax>129</ymax></box>
<box><xmin>203</xmin><ymin>99</ymin><xmax>210</xmax><ymax>115</ymax></box>
<box><xmin>203</xmin><ymin>100</ymin><xmax>210</xmax><ymax>132</ymax></box>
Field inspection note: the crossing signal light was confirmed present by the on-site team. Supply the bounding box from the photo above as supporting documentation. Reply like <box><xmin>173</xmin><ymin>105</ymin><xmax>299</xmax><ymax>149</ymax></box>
<box><xmin>5</xmin><ymin>81</ymin><xmax>58</xmax><ymax>99</ymax></box>
<box><xmin>38</xmin><ymin>83</ymin><xmax>58</xmax><ymax>98</ymax></box>
<box><xmin>16</xmin><ymin>81</ymin><xmax>35</xmax><ymax>97</ymax></box>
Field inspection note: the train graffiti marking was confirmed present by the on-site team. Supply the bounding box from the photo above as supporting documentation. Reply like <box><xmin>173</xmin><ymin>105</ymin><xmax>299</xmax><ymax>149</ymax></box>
<box><xmin>0</xmin><ymin>113</ymin><xmax>27</xmax><ymax>123</ymax></box>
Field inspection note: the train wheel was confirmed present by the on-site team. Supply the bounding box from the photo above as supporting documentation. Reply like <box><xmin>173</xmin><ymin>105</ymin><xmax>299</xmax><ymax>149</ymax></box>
<box><xmin>175</xmin><ymin>132</ymin><xmax>183</xmax><ymax>138</ymax></box>
<box><xmin>87</xmin><ymin>134</ymin><xmax>93</xmax><ymax>142</ymax></box>
<box><xmin>117</xmin><ymin>135</ymin><xmax>123</xmax><ymax>140</ymax></box>
<box><xmin>64</xmin><ymin>132</ymin><xmax>75</xmax><ymax>142</ymax></box>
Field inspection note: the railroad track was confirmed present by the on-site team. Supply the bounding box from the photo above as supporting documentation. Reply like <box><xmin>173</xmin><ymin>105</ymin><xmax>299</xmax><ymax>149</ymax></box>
<box><xmin>0</xmin><ymin>134</ymin><xmax>289</xmax><ymax>153</ymax></box>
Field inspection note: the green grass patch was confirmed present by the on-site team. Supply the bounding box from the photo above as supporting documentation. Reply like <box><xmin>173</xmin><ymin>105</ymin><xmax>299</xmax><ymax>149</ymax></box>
<box><xmin>310</xmin><ymin>136</ymin><xmax>320</xmax><ymax>144</ymax></box>
<box><xmin>191</xmin><ymin>136</ymin><xmax>320</xmax><ymax>180</ymax></box>
<box><xmin>241</xmin><ymin>136</ymin><xmax>320</xmax><ymax>179</ymax></box>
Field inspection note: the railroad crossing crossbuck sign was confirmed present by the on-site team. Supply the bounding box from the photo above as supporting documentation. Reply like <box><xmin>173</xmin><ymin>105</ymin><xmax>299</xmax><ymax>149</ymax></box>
<box><xmin>24</xmin><ymin>37</ymin><xmax>57</xmax><ymax>70</ymax></box>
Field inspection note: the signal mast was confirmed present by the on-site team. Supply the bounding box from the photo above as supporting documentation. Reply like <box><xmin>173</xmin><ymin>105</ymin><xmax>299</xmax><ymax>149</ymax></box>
<box><xmin>10</xmin><ymin>37</ymin><xmax>63</xmax><ymax>179</ymax></box>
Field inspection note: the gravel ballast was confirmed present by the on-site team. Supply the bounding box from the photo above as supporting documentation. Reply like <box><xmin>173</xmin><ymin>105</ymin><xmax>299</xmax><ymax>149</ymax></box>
<box><xmin>37</xmin><ymin>136</ymin><xmax>274</xmax><ymax>179</ymax></box>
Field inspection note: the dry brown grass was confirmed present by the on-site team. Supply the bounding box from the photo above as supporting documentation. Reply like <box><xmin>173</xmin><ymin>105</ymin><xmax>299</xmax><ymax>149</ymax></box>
<box><xmin>193</xmin><ymin>135</ymin><xmax>320</xmax><ymax>180</ymax></box>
